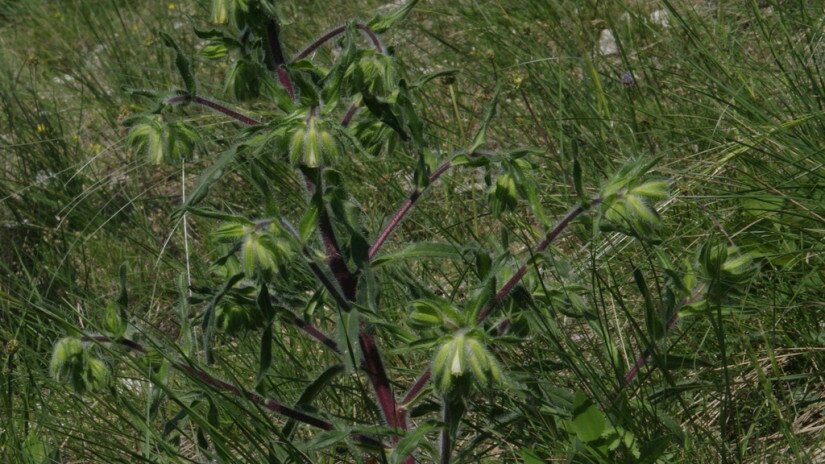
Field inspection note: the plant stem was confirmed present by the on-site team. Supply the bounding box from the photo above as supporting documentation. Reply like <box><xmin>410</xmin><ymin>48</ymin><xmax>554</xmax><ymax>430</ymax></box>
<box><xmin>302</xmin><ymin>172</ymin><xmax>359</xmax><ymax>301</ymax></box>
<box><xmin>265</xmin><ymin>19</ymin><xmax>296</xmax><ymax>100</ymax></box>
<box><xmin>289</xmin><ymin>314</ymin><xmax>340</xmax><ymax>353</ymax></box>
<box><xmin>83</xmin><ymin>336</ymin><xmax>381</xmax><ymax>447</ymax></box>
<box><xmin>341</xmin><ymin>103</ymin><xmax>359</xmax><ymax>127</ymax></box>
<box><xmin>620</xmin><ymin>286</ymin><xmax>703</xmax><ymax>387</ymax></box>
<box><xmin>167</xmin><ymin>95</ymin><xmax>261</xmax><ymax>126</ymax></box>
<box><xmin>293</xmin><ymin>23</ymin><xmax>384</xmax><ymax>62</ymax></box>
<box><xmin>359</xmin><ymin>331</ymin><xmax>399</xmax><ymax>428</ymax></box>
<box><xmin>368</xmin><ymin>160</ymin><xmax>454</xmax><ymax>260</ymax></box>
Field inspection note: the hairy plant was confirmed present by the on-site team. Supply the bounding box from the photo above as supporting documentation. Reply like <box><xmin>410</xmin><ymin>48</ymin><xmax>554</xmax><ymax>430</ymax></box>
<box><xmin>44</xmin><ymin>1</ymin><xmax>758</xmax><ymax>463</ymax></box>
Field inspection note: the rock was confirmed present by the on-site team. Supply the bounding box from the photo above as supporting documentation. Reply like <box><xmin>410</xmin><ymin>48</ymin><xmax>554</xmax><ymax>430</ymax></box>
<box><xmin>599</xmin><ymin>29</ymin><xmax>618</xmax><ymax>55</ymax></box>
<box><xmin>650</xmin><ymin>9</ymin><xmax>670</xmax><ymax>28</ymax></box>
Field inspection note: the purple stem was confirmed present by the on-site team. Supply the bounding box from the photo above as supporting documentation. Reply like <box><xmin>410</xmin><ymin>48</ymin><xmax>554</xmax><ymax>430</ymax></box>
<box><xmin>302</xmin><ymin>173</ymin><xmax>359</xmax><ymax>301</ymax></box>
<box><xmin>290</xmin><ymin>314</ymin><xmax>340</xmax><ymax>353</ymax></box>
<box><xmin>167</xmin><ymin>95</ymin><xmax>261</xmax><ymax>126</ymax></box>
<box><xmin>476</xmin><ymin>202</ymin><xmax>597</xmax><ymax>322</ymax></box>
<box><xmin>368</xmin><ymin>160</ymin><xmax>454</xmax><ymax>260</ymax></box>
<box><xmin>621</xmin><ymin>288</ymin><xmax>702</xmax><ymax>387</ymax></box>
<box><xmin>84</xmin><ymin>336</ymin><xmax>382</xmax><ymax>447</ymax></box>
<box><xmin>359</xmin><ymin>331</ymin><xmax>399</xmax><ymax>428</ymax></box>
<box><xmin>293</xmin><ymin>23</ymin><xmax>384</xmax><ymax>62</ymax></box>
<box><xmin>265</xmin><ymin>19</ymin><xmax>296</xmax><ymax>100</ymax></box>
<box><xmin>341</xmin><ymin>103</ymin><xmax>360</xmax><ymax>127</ymax></box>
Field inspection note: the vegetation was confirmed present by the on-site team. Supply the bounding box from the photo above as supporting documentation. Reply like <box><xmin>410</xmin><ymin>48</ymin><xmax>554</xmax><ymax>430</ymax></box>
<box><xmin>1</xmin><ymin>0</ymin><xmax>823</xmax><ymax>463</ymax></box>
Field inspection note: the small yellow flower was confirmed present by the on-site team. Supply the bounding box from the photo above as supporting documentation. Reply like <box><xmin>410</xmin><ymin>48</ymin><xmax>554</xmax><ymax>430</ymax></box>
<box><xmin>90</xmin><ymin>143</ymin><xmax>102</xmax><ymax>153</ymax></box>
<box><xmin>36</xmin><ymin>123</ymin><xmax>47</xmax><ymax>134</ymax></box>
<box><xmin>167</xmin><ymin>2</ymin><xmax>177</xmax><ymax>10</ymax></box>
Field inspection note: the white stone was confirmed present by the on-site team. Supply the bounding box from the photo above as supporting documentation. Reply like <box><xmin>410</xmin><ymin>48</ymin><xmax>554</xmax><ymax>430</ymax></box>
<box><xmin>651</xmin><ymin>9</ymin><xmax>670</xmax><ymax>28</ymax></box>
<box><xmin>599</xmin><ymin>29</ymin><xmax>618</xmax><ymax>55</ymax></box>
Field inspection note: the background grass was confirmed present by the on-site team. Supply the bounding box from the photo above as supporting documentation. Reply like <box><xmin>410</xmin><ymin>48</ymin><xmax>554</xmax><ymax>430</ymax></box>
<box><xmin>1</xmin><ymin>0</ymin><xmax>823</xmax><ymax>462</ymax></box>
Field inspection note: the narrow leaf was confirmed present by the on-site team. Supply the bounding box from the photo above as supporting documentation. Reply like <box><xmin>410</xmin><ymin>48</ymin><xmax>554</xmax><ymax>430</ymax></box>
<box><xmin>468</xmin><ymin>84</ymin><xmax>501</xmax><ymax>153</ymax></box>
<box><xmin>159</xmin><ymin>32</ymin><xmax>196</xmax><ymax>97</ymax></box>
<box><xmin>368</xmin><ymin>0</ymin><xmax>420</xmax><ymax>33</ymax></box>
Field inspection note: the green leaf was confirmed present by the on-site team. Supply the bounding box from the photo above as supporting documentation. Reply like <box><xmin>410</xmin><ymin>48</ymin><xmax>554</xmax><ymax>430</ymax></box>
<box><xmin>337</xmin><ymin>309</ymin><xmax>361</xmax><ymax>373</ymax></box>
<box><xmin>410</xmin><ymin>68</ymin><xmax>459</xmax><ymax>90</ymax></box>
<box><xmin>468</xmin><ymin>84</ymin><xmax>501</xmax><ymax>153</ymax></box>
<box><xmin>569</xmin><ymin>391</ymin><xmax>605</xmax><ymax>442</ymax></box>
<box><xmin>520</xmin><ymin>448</ymin><xmax>544</xmax><ymax>464</ymax></box>
<box><xmin>299</xmin><ymin>200</ymin><xmax>320</xmax><ymax>243</ymax></box>
<box><xmin>159</xmin><ymin>32</ymin><xmax>196</xmax><ymax>97</ymax></box>
<box><xmin>174</xmin><ymin>145</ymin><xmax>239</xmax><ymax>219</ymax></box>
<box><xmin>201</xmin><ymin>272</ymin><xmax>245</xmax><ymax>364</ymax></box>
<box><xmin>634</xmin><ymin>268</ymin><xmax>664</xmax><ymax>341</ymax></box>
<box><xmin>372</xmin><ymin>242</ymin><xmax>468</xmax><ymax>267</ymax></box>
<box><xmin>368</xmin><ymin>0</ymin><xmax>419</xmax><ymax>33</ymax></box>
<box><xmin>573</xmin><ymin>158</ymin><xmax>586</xmax><ymax>205</ymax></box>
<box><xmin>103</xmin><ymin>302</ymin><xmax>126</xmax><ymax>339</ymax></box>
<box><xmin>414</xmin><ymin>150</ymin><xmax>431</xmax><ymax>189</ymax></box>
<box><xmin>359</xmin><ymin>91</ymin><xmax>409</xmax><ymax>140</ymax></box>
<box><xmin>256</xmin><ymin>283</ymin><xmax>275</xmax><ymax>383</ymax></box>
<box><xmin>301</xmin><ymin>429</ymin><xmax>349</xmax><ymax>451</ymax></box>
<box><xmin>390</xmin><ymin>420</ymin><xmax>438</xmax><ymax>464</ymax></box>
<box><xmin>282</xmin><ymin>364</ymin><xmax>346</xmax><ymax>437</ymax></box>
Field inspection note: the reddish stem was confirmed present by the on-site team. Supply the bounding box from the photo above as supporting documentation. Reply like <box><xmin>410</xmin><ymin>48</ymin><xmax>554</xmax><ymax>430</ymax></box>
<box><xmin>621</xmin><ymin>288</ymin><xmax>701</xmax><ymax>387</ymax></box>
<box><xmin>84</xmin><ymin>336</ymin><xmax>382</xmax><ymax>447</ymax></box>
<box><xmin>341</xmin><ymin>103</ymin><xmax>360</xmax><ymax>127</ymax></box>
<box><xmin>294</xmin><ymin>23</ymin><xmax>384</xmax><ymax>62</ymax></box>
<box><xmin>397</xmin><ymin>201</ymin><xmax>597</xmax><ymax>421</ymax></box>
<box><xmin>302</xmin><ymin>173</ymin><xmax>359</xmax><ymax>300</ymax></box>
<box><xmin>265</xmin><ymin>19</ymin><xmax>296</xmax><ymax>100</ymax></box>
<box><xmin>359</xmin><ymin>331</ymin><xmax>399</xmax><ymax>428</ymax></box>
<box><xmin>167</xmin><ymin>95</ymin><xmax>261</xmax><ymax>126</ymax></box>
<box><xmin>368</xmin><ymin>160</ymin><xmax>453</xmax><ymax>260</ymax></box>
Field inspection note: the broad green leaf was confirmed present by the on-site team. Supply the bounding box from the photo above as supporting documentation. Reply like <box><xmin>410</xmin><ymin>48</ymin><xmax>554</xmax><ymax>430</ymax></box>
<box><xmin>201</xmin><ymin>272</ymin><xmax>245</xmax><ymax>364</ymax></box>
<box><xmin>300</xmin><ymin>429</ymin><xmax>349</xmax><ymax>451</ymax></box>
<box><xmin>569</xmin><ymin>391</ymin><xmax>605</xmax><ymax>442</ymax></box>
<box><xmin>299</xmin><ymin>200</ymin><xmax>320</xmax><ymax>243</ymax></box>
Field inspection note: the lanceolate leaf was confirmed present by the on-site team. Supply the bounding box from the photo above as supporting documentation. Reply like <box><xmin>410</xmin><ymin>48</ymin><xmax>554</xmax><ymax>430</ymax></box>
<box><xmin>282</xmin><ymin>364</ymin><xmax>346</xmax><ymax>437</ymax></box>
<box><xmin>468</xmin><ymin>83</ymin><xmax>501</xmax><ymax>153</ymax></box>
<box><xmin>201</xmin><ymin>272</ymin><xmax>245</xmax><ymax>365</ymax></box>
<box><xmin>173</xmin><ymin>146</ymin><xmax>239</xmax><ymax>220</ymax></box>
<box><xmin>159</xmin><ymin>32</ymin><xmax>197</xmax><ymax>97</ymax></box>
<box><xmin>634</xmin><ymin>268</ymin><xmax>665</xmax><ymax>341</ymax></box>
<box><xmin>372</xmin><ymin>242</ymin><xmax>469</xmax><ymax>267</ymax></box>
<box><xmin>367</xmin><ymin>0</ymin><xmax>419</xmax><ymax>33</ymax></box>
<box><xmin>390</xmin><ymin>420</ymin><xmax>438</xmax><ymax>464</ymax></box>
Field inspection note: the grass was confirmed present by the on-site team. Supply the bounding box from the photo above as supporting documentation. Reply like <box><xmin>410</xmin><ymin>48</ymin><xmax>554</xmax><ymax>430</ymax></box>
<box><xmin>1</xmin><ymin>0</ymin><xmax>824</xmax><ymax>462</ymax></box>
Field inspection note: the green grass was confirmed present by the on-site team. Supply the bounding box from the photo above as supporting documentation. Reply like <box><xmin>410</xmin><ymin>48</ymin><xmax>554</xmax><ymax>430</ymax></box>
<box><xmin>1</xmin><ymin>0</ymin><xmax>824</xmax><ymax>462</ymax></box>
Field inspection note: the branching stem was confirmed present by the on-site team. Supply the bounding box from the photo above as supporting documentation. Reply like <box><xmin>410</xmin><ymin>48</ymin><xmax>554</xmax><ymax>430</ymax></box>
<box><xmin>83</xmin><ymin>336</ymin><xmax>381</xmax><ymax>447</ymax></box>
<box><xmin>294</xmin><ymin>23</ymin><xmax>384</xmax><ymax>62</ymax></box>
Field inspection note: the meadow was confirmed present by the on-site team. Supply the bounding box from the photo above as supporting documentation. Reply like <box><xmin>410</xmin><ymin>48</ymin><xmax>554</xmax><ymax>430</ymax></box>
<box><xmin>1</xmin><ymin>0</ymin><xmax>823</xmax><ymax>462</ymax></box>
